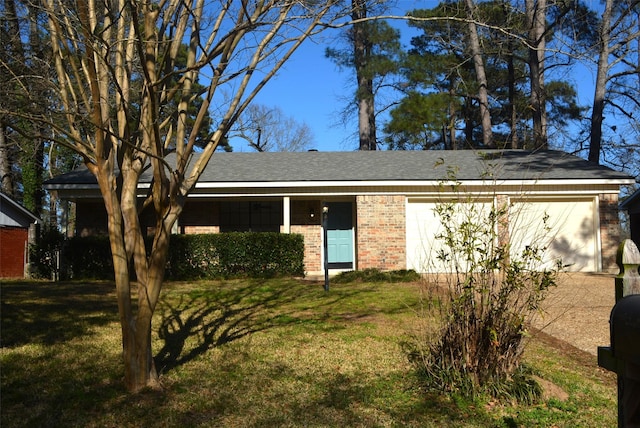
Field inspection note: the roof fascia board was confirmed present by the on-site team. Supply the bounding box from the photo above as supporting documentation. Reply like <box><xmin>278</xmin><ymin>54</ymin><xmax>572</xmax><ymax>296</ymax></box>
<box><xmin>53</xmin><ymin>186</ymin><xmax>627</xmax><ymax>200</ymax></box>
<box><xmin>0</xmin><ymin>193</ymin><xmax>41</xmax><ymax>223</ymax></box>
<box><xmin>44</xmin><ymin>178</ymin><xmax>635</xmax><ymax>191</ymax></box>
<box><xmin>188</xmin><ymin>188</ymin><xmax>622</xmax><ymax>199</ymax></box>
<box><xmin>191</xmin><ymin>178</ymin><xmax>635</xmax><ymax>189</ymax></box>
<box><xmin>47</xmin><ymin>178</ymin><xmax>633</xmax><ymax>200</ymax></box>
<box><xmin>43</xmin><ymin>184</ymin><xmax>101</xmax><ymax>190</ymax></box>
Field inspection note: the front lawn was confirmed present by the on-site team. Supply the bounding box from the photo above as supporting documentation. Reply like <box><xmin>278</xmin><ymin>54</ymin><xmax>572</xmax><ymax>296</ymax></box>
<box><xmin>0</xmin><ymin>278</ymin><xmax>616</xmax><ymax>427</ymax></box>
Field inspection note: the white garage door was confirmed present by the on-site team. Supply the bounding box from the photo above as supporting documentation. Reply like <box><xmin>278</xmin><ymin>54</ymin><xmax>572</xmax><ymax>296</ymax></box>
<box><xmin>406</xmin><ymin>197</ymin><xmax>598</xmax><ymax>273</ymax></box>
<box><xmin>508</xmin><ymin>198</ymin><xmax>597</xmax><ymax>272</ymax></box>
<box><xmin>406</xmin><ymin>198</ymin><xmax>493</xmax><ymax>273</ymax></box>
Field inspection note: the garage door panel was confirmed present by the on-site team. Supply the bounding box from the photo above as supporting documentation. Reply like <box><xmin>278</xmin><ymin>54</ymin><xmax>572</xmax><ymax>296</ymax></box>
<box><xmin>407</xmin><ymin>198</ymin><xmax>598</xmax><ymax>273</ymax></box>
<box><xmin>406</xmin><ymin>202</ymin><xmax>440</xmax><ymax>273</ymax></box>
<box><xmin>406</xmin><ymin>199</ymin><xmax>493</xmax><ymax>273</ymax></box>
<box><xmin>509</xmin><ymin>199</ymin><xmax>596</xmax><ymax>272</ymax></box>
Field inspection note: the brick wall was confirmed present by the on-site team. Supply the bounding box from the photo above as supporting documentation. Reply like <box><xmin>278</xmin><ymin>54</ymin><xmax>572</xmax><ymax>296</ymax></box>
<box><xmin>0</xmin><ymin>227</ymin><xmax>28</xmax><ymax>278</ymax></box>
<box><xmin>290</xmin><ymin>200</ymin><xmax>322</xmax><ymax>273</ymax></box>
<box><xmin>356</xmin><ymin>195</ymin><xmax>406</xmax><ymax>271</ymax></box>
<box><xmin>182</xmin><ymin>225</ymin><xmax>219</xmax><ymax>234</ymax></box>
<box><xmin>599</xmin><ymin>193</ymin><xmax>622</xmax><ymax>272</ymax></box>
<box><xmin>291</xmin><ymin>224</ymin><xmax>322</xmax><ymax>273</ymax></box>
<box><xmin>74</xmin><ymin>191</ymin><xmax>621</xmax><ymax>274</ymax></box>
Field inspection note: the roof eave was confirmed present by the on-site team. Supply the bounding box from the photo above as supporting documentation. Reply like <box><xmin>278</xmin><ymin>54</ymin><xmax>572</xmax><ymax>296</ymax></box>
<box><xmin>0</xmin><ymin>193</ymin><xmax>41</xmax><ymax>223</ymax></box>
<box><xmin>191</xmin><ymin>178</ymin><xmax>635</xmax><ymax>189</ymax></box>
<box><xmin>45</xmin><ymin>177</ymin><xmax>634</xmax><ymax>191</ymax></box>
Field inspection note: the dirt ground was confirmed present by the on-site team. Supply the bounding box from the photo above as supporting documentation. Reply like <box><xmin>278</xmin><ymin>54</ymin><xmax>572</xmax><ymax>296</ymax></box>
<box><xmin>532</xmin><ymin>272</ymin><xmax>617</xmax><ymax>357</ymax></box>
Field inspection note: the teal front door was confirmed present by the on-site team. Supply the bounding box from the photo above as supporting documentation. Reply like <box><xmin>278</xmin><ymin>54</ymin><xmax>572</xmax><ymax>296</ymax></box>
<box><xmin>326</xmin><ymin>202</ymin><xmax>353</xmax><ymax>269</ymax></box>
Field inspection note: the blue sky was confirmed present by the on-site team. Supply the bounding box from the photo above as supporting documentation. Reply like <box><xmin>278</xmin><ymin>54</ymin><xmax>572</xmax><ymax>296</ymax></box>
<box><xmin>247</xmin><ymin>1</ymin><xmax>441</xmax><ymax>152</ymax></box>
<box><xmin>251</xmin><ymin>30</ymin><xmax>354</xmax><ymax>152</ymax></box>
<box><xmin>244</xmin><ymin>0</ymin><xmax>602</xmax><ymax>153</ymax></box>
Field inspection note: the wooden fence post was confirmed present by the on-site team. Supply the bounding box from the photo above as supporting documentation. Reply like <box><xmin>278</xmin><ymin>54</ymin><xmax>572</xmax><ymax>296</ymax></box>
<box><xmin>615</xmin><ymin>239</ymin><xmax>640</xmax><ymax>301</ymax></box>
<box><xmin>610</xmin><ymin>239</ymin><xmax>640</xmax><ymax>427</ymax></box>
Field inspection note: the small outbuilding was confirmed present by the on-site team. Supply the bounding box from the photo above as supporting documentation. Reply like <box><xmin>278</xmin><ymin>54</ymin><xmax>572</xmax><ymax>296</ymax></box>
<box><xmin>0</xmin><ymin>192</ymin><xmax>40</xmax><ymax>278</ymax></box>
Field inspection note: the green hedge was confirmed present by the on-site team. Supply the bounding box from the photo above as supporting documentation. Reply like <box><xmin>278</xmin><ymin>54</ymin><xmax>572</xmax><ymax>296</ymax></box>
<box><xmin>62</xmin><ymin>236</ymin><xmax>115</xmax><ymax>280</ymax></box>
<box><xmin>28</xmin><ymin>228</ymin><xmax>67</xmax><ymax>280</ymax></box>
<box><xmin>34</xmin><ymin>232</ymin><xmax>305</xmax><ymax>280</ymax></box>
<box><xmin>164</xmin><ymin>232</ymin><xmax>305</xmax><ymax>279</ymax></box>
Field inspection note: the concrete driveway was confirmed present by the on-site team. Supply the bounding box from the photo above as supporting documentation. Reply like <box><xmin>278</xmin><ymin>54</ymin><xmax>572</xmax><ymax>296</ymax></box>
<box><xmin>532</xmin><ymin>272</ymin><xmax>617</xmax><ymax>356</ymax></box>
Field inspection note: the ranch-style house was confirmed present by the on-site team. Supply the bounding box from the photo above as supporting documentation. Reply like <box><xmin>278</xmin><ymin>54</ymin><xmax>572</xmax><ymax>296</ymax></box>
<box><xmin>44</xmin><ymin>150</ymin><xmax>634</xmax><ymax>275</ymax></box>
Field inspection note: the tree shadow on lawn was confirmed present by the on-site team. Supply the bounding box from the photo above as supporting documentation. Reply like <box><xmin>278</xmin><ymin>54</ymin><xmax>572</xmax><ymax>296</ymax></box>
<box><xmin>0</xmin><ymin>281</ymin><xmax>118</xmax><ymax>347</ymax></box>
<box><xmin>1</xmin><ymin>278</ymin><xmax>398</xmax><ymax>366</ymax></box>
<box><xmin>154</xmin><ymin>280</ymin><xmax>367</xmax><ymax>373</ymax></box>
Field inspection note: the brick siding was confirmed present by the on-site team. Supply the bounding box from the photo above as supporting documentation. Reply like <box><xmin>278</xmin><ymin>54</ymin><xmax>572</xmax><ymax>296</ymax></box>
<box><xmin>356</xmin><ymin>195</ymin><xmax>406</xmax><ymax>271</ymax></box>
<box><xmin>0</xmin><ymin>227</ymin><xmax>28</xmax><ymax>278</ymax></box>
<box><xmin>182</xmin><ymin>225</ymin><xmax>219</xmax><ymax>234</ymax></box>
<box><xmin>290</xmin><ymin>200</ymin><xmax>322</xmax><ymax>273</ymax></box>
<box><xmin>599</xmin><ymin>193</ymin><xmax>622</xmax><ymax>272</ymax></box>
<box><xmin>291</xmin><ymin>224</ymin><xmax>322</xmax><ymax>273</ymax></box>
<box><xmin>180</xmin><ymin>201</ymin><xmax>219</xmax><ymax>234</ymax></box>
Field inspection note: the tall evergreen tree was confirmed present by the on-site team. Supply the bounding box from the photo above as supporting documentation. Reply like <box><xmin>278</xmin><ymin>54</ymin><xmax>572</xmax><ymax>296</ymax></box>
<box><xmin>326</xmin><ymin>3</ymin><xmax>401</xmax><ymax>150</ymax></box>
<box><xmin>384</xmin><ymin>0</ymin><xmax>585</xmax><ymax>151</ymax></box>
<box><xmin>524</xmin><ymin>0</ymin><xmax>548</xmax><ymax>150</ymax></box>
<box><xmin>352</xmin><ymin>0</ymin><xmax>376</xmax><ymax>150</ymax></box>
<box><xmin>464</xmin><ymin>0</ymin><xmax>493</xmax><ymax>147</ymax></box>
<box><xmin>0</xmin><ymin>0</ymin><xmax>49</xmax><ymax>212</ymax></box>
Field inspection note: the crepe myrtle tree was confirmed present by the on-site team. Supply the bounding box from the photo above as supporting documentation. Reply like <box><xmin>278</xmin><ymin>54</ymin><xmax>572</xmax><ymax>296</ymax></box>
<box><xmin>1</xmin><ymin>0</ymin><xmax>367</xmax><ymax>392</ymax></box>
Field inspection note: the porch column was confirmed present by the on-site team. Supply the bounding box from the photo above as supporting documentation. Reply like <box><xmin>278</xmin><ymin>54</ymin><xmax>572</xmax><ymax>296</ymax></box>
<box><xmin>283</xmin><ymin>197</ymin><xmax>291</xmax><ymax>233</ymax></box>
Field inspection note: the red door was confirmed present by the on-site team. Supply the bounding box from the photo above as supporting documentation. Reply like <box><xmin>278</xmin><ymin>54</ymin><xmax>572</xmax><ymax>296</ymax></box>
<box><xmin>0</xmin><ymin>227</ymin><xmax>28</xmax><ymax>278</ymax></box>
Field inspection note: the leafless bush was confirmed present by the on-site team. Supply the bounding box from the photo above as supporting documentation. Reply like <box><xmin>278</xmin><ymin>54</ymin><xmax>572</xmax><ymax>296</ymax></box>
<box><xmin>408</xmin><ymin>192</ymin><xmax>560</xmax><ymax>399</ymax></box>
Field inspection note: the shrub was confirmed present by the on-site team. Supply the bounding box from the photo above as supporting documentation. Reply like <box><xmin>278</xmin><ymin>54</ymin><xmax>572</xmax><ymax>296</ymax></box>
<box><xmin>30</xmin><ymin>232</ymin><xmax>305</xmax><ymax>280</ymax></box>
<box><xmin>165</xmin><ymin>232</ymin><xmax>305</xmax><ymax>279</ymax></box>
<box><xmin>407</xmin><ymin>193</ymin><xmax>560</xmax><ymax>400</ymax></box>
<box><xmin>30</xmin><ymin>232</ymin><xmax>114</xmax><ymax>280</ymax></box>
<box><xmin>28</xmin><ymin>228</ymin><xmax>66</xmax><ymax>279</ymax></box>
<box><xmin>64</xmin><ymin>235</ymin><xmax>115</xmax><ymax>279</ymax></box>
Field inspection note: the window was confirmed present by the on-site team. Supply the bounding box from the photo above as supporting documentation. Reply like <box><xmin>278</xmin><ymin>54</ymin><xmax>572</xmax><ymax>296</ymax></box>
<box><xmin>219</xmin><ymin>201</ymin><xmax>282</xmax><ymax>232</ymax></box>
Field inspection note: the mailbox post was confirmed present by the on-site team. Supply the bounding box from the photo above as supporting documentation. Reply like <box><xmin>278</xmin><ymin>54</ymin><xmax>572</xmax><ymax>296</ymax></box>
<box><xmin>322</xmin><ymin>203</ymin><xmax>329</xmax><ymax>292</ymax></box>
<box><xmin>598</xmin><ymin>239</ymin><xmax>640</xmax><ymax>427</ymax></box>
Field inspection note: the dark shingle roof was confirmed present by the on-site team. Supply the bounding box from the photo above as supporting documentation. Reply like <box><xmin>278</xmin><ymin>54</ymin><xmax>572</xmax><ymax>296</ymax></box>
<box><xmin>621</xmin><ymin>188</ymin><xmax>640</xmax><ymax>212</ymax></box>
<box><xmin>45</xmin><ymin>150</ymin><xmax>632</xmax><ymax>187</ymax></box>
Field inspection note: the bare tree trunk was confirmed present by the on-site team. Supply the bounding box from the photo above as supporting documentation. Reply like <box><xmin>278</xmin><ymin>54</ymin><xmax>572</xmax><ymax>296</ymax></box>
<box><xmin>507</xmin><ymin>44</ymin><xmax>519</xmax><ymax>149</ymax></box>
<box><xmin>2</xmin><ymin>0</ymin><xmax>47</xmax><ymax>212</ymax></box>
<box><xmin>352</xmin><ymin>0</ymin><xmax>376</xmax><ymax>150</ymax></box>
<box><xmin>27</xmin><ymin>4</ymin><xmax>45</xmax><ymax>214</ymax></box>
<box><xmin>589</xmin><ymin>0</ymin><xmax>613</xmax><ymax>164</ymax></box>
<box><xmin>1</xmin><ymin>0</ymin><xmax>22</xmax><ymax>197</ymax></box>
<box><xmin>464</xmin><ymin>97</ymin><xmax>474</xmax><ymax>147</ymax></box>
<box><xmin>500</xmin><ymin>0</ymin><xmax>519</xmax><ymax>149</ymax></box>
<box><xmin>0</xmin><ymin>124</ymin><xmax>13</xmax><ymax>195</ymax></box>
<box><xmin>94</xmin><ymin>167</ymin><xmax>152</xmax><ymax>391</ymax></box>
<box><xmin>97</xmin><ymin>159</ymin><xmax>175</xmax><ymax>391</ymax></box>
<box><xmin>465</xmin><ymin>0</ymin><xmax>493</xmax><ymax>148</ymax></box>
<box><xmin>526</xmin><ymin>0</ymin><xmax>548</xmax><ymax>150</ymax></box>
<box><xmin>449</xmin><ymin>86</ymin><xmax>457</xmax><ymax>149</ymax></box>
